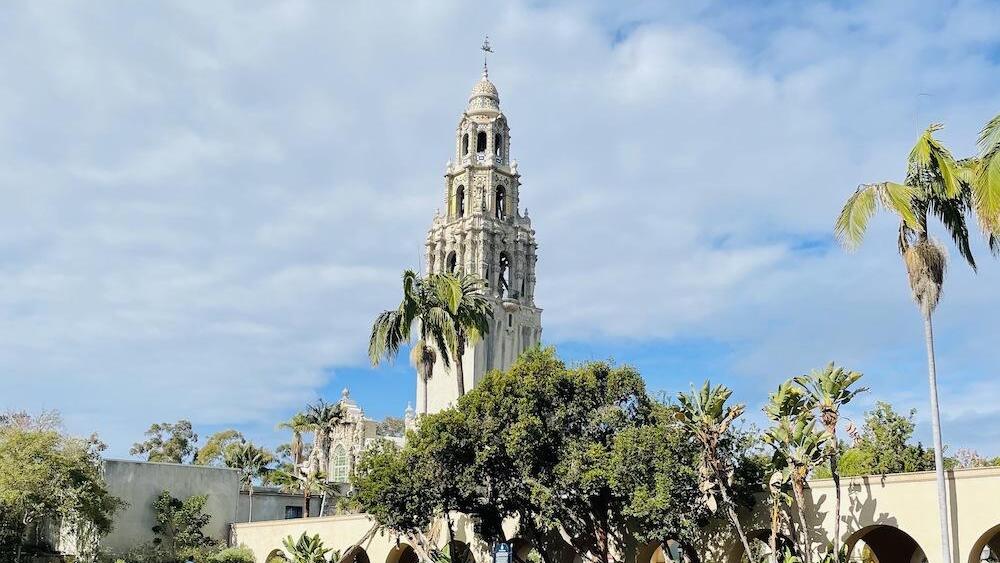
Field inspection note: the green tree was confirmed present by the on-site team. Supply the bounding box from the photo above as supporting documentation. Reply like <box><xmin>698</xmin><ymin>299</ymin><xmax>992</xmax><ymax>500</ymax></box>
<box><xmin>439</xmin><ymin>273</ymin><xmax>493</xmax><ymax>397</ymax></box>
<box><xmin>762</xmin><ymin>381</ymin><xmax>809</xmax><ymax>562</ymax></box>
<box><xmin>130</xmin><ymin>420</ymin><xmax>199</xmax><ymax>464</ymax></box>
<box><xmin>369</xmin><ymin>270</ymin><xmax>458</xmax><ymax>415</ymax></box>
<box><xmin>836</xmin><ymin>122</ymin><xmax>1000</xmax><ymax>563</ymax></box>
<box><xmin>794</xmin><ymin>364</ymin><xmax>867</xmax><ymax>554</ymax></box>
<box><xmin>675</xmin><ymin>382</ymin><xmax>755</xmax><ymax>561</ymax></box>
<box><xmin>276</xmin><ymin>413</ymin><xmax>310</xmax><ymax>477</ymax></box>
<box><xmin>150</xmin><ymin>490</ymin><xmax>215</xmax><ymax>557</ymax></box>
<box><xmin>282</xmin><ymin>532</ymin><xmax>332</xmax><ymax>563</ymax></box>
<box><xmin>375</xmin><ymin>416</ymin><xmax>405</xmax><ymax>438</ymax></box>
<box><xmin>0</xmin><ymin>412</ymin><xmax>123</xmax><ymax>562</ymax></box>
<box><xmin>853</xmin><ymin>402</ymin><xmax>935</xmax><ymax>475</ymax></box>
<box><xmin>194</xmin><ymin>429</ymin><xmax>246</xmax><ymax>466</ymax></box>
<box><xmin>225</xmin><ymin>443</ymin><xmax>274</xmax><ymax>522</ymax></box>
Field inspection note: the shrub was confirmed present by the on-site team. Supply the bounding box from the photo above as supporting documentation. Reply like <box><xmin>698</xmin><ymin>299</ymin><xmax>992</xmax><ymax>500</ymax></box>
<box><xmin>209</xmin><ymin>545</ymin><xmax>256</xmax><ymax>563</ymax></box>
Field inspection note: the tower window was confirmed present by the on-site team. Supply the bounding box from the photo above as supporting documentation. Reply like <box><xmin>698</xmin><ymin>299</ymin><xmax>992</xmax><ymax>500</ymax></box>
<box><xmin>508</xmin><ymin>313</ymin><xmax>513</xmax><ymax>327</ymax></box>
<box><xmin>495</xmin><ymin>186</ymin><xmax>506</xmax><ymax>219</ymax></box>
<box><xmin>498</xmin><ymin>252</ymin><xmax>511</xmax><ymax>298</ymax></box>
<box><xmin>446</xmin><ymin>251</ymin><xmax>457</xmax><ymax>273</ymax></box>
<box><xmin>331</xmin><ymin>444</ymin><xmax>348</xmax><ymax>483</ymax></box>
<box><xmin>476</xmin><ymin>131</ymin><xmax>487</xmax><ymax>153</ymax></box>
<box><xmin>456</xmin><ymin>185</ymin><xmax>465</xmax><ymax>218</ymax></box>
<box><xmin>462</xmin><ymin>134</ymin><xmax>469</xmax><ymax>155</ymax></box>
<box><xmin>495</xmin><ymin>133</ymin><xmax>503</xmax><ymax>157</ymax></box>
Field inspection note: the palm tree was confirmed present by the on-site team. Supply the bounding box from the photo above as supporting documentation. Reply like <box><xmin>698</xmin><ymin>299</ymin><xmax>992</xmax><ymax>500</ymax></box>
<box><xmin>764</xmin><ymin>404</ymin><xmax>829</xmax><ymax>563</ymax></box>
<box><xmin>302</xmin><ymin>400</ymin><xmax>344</xmax><ymax>479</ymax></box>
<box><xmin>794</xmin><ymin>365</ymin><xmax>867</xmax><ymax>555</ymax></box>
<box><xmin>369</xmin><ymin>270</ymin><xmax>457</xmax><ymax>415</ymax></box>
<box><xmin>675</xmin><ymin>381</ymin><xmax>754</xmax><ymax>561</ymax></box>
<box><xmin>277</xmin><ymin>413</ymin><xmax>311</xmax><ymax>477</ymax></box>
<box><xmin>836</xmin><ymin>122</ymin><xmax>1000</xmax><ymax>563</ymax></box>
<box><xmin>225</xmin><ymin>443</ymin><xmax>274</xmax><ymax>522</ymax></box>
<box><xmin>439</xmin><ymin>273</ymin><xmax>493</xmax><ymax>397</ymax></box>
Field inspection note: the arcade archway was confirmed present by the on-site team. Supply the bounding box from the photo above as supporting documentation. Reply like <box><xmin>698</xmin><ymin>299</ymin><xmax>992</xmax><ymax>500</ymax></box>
<box><xmin>846</xmin><ymin>525</ymin><xmax>927</xmax><ymax>563</ymax></box>
<box><xmin>969</xmin><ymin>523</ymin><xmax>1000</xmax><ymax>563</ymax></box>
<box><xmin>343</xmin><ymin>546</ymin><xmax>371</xmax><ymax>563</ymax></box>
<box><xmin>386</xmin><ymin>544</ymin><xmax>419</xmax><ymax>563</ymax></box>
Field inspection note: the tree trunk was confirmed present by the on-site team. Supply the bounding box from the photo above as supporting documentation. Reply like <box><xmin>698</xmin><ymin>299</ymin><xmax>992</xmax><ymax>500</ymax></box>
<box><xmin>422</xmin><ymin>361</ymin><xmax>431</xmax><ymax>415</ymax></box>
<box><xmin>924</xmin><ymin>311</ymin><xmax>953</xmax><ymax>563</ymax></box>
<box><xmin>770</xmin><ymin>498</ymin><xmax>780</xmax><ymax>563</ymax></box>
<box><xmin>829</xmin><ymin>442</ymin><xmax>841</xmax><ymax>555</ymax></box>
<box><xmin>716</xmin><ymin>478</ymin><xmax>754</xmax><ymax>563</ymax></box>
<box><xmin>455</xmin><ymin>335</ymin><xmax>466</xmax><ymax>398</ymax></box>
<box><xmin>248</xmin><ymin>487</ymin><xmax>254</xmax><ymax>522</ymax></box>
<box><xmin>790</xmin><ymin>476</ymin><xmax>812</xmax><ymax>563</ymax></box>
<box><xmin>304</xmin><ymin>489</ymin><xmax>311</xmax><ymax>518</ymax></box>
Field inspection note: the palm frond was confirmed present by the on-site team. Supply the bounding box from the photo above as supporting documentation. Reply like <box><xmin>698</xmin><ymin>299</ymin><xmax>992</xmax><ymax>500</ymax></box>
<box><xmin>928</xmin><ymin>194</ymin><xmax>976</xmax><ymax>270</ymax></box>
<box><xmin>835</xmin><ymin>182</ymin><xmax>919</xmax><ymax>249</ymax></box>
<box><xmin>909</xmin><ymin>123</ymin><xmax>960</xmax><ymax>198</ymax></box>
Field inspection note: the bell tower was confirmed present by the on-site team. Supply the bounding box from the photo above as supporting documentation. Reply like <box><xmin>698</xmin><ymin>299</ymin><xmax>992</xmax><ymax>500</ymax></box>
<box><xmin>421</xmin><ymin>51</ymin><xmax>543</xmax><ymax>414</ymax></box>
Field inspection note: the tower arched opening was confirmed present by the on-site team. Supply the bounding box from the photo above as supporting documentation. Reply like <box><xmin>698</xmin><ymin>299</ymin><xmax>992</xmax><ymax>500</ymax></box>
<box><xmin>330</xmin><ymin>444</ymin><xmax>348</xmax><ymax>483</ymax></box>
<box><xmin>495</xmin><ymin>185</ymin><xmax>507</xmax><ymax>219</ymax></box>
<box><xmin>498</xmin><ymin>252</ymin><xmax>511</xmax><ymax>298</ymax></box>
<box><xmin>462</xmin><ymin>133</ymin><xmax>469</xmax><ymax>155</ymax></box>
<box><xmin>477</xmin><ymin>131</ymin><xmax>487</xmax><ymax>153</ymax></box>
<box><xmin>447</xmin><ymin>251</ymin><xmax>458</xmax><ymax>274</ymax></box>
<box><xmin>456</xmin><ymin>185</ymin><xmax>466</xmax><ymax>217</ymax></box>
<box><xmin>845</xmin><ymin>524</ymin><xmax>927</xmax><ymax>563</ymax></box>
<box><xmin>495</xmin><ymin>133</ymin><xmax>503</xmax><ymax>157</ymax></box>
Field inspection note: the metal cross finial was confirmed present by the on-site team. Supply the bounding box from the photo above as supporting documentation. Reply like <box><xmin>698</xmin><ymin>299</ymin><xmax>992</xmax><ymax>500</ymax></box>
<box><xmin>481</xmin><ymin>35</ymin><xmax>493</xmax><ymax>77</ymax></box>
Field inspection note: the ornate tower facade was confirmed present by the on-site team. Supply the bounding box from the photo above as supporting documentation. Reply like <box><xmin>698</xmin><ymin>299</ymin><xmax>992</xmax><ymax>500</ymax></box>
<box><xmin>421</xmin><ymin>68</ymin><xmax>542</xmax><ymax>414</ymax></box>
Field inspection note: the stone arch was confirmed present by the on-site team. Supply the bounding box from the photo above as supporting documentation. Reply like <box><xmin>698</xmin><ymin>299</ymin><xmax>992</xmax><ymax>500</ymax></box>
<box><xmin>969</xmin><ymin>522</ymin><xmax>1000</xmax><ymax>563</ymax></box>
<box><xmin>495</xmin><ymin>132</ymin><xmax>503</xmax><ymax>157</ymax></box>
<box><xmin>725</xmin><ymin>530</ymin><xmax>795</xmax><ymax>563</ymax></box>
<box><xmin>447</xmin><ymin>251</ymin><xmax>458</xmax><ymax>274</ymax></box>
<box><xmin>477</xmin><ymin>131</ymin><xmax>488</xmax><ymax>153</ymax></box>
<box><xmin>462</xmin><ymin>133</ymin><xmax>469</xmax><ymax>155</ymax></box>
<box><xmin>343</xmin><ymin>546</ymin><xmax>371</xmax><ymax>563</ymax></box>
<box><xmin>265</xmin><ymin>548</ymin><xmax>287</xmax><ymax>562</ymax></box>
<box><xmin>845</xmin><ymin>525</ymin><xmax>928</xmax><ymax>563</ymax></box>
<box><xmin>386</xmin><ymin>543</ymin><xmax>419</xmax><ymax>563</ymax></box>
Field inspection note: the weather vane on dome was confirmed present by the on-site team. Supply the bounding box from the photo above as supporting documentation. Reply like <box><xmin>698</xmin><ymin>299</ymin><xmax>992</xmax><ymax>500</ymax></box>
<box><xmin>481</xmin><ymin>35</ymin><xmax>494</xmax><ymax>77</ymax></box>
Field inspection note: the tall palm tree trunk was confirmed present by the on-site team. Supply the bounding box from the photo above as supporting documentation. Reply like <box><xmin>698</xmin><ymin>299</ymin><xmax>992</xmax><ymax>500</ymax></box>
<box><xmin>455</xmin><ymin>335</ymin><xmax>466</xmax><ymax>398</ymax></box>
<box><xmin>830</xmin><ymin>449</ymin><xmax>841</xmax><ymax>555</ymax></box>
<box><xmin>422</xmin><ymin>361</ymin><xmax>432</xmax><ymax>414</ymax></box>
<box><xmin>790</xmin><ymin>477</ymin><xmax>812</xmax><ymax>563</ymax></box>
<box><xmin>924</xmin><ymin>312</ymin><xmax>952</xmax><ymax>563</ymax></box>
<box><xmin>248</xmin><ymin>487</ymin><xmax>254</xmax><ymax>522</ymax></box>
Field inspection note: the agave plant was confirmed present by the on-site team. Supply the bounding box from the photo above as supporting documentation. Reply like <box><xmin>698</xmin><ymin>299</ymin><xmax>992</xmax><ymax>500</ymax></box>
<box><xmin>282</xmin><ymin>532</ymin><xmax>332</xmax><ymax>563</ymax></box>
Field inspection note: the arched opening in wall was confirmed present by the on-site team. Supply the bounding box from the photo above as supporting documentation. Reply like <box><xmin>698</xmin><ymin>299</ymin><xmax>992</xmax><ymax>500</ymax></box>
<box><xmin>495</xmin><ymin>133</ymin><xmax>503</xmax><ymax>157</ymax></box>
<box><xmin>497</xmin><ymin>252</ymin><xmax>511</xmax><ymax>297</ymax></box>
<box><xmin>343</xmin><ymin>547</ymin><xmax>371</xmax><ymax>563</ymax></box>
<box><xmin>330</xmin><ymin>444</ymin><xmax>348</xmax><ymax>483</ymax></box>
<box><xmin>477</xmin><ymin>131</ymin><xmax>487</xmax><ymax>153</ymax></box>
<box><xmin>456</xmin><ymin>185</ymin><xmax>466</xmax><ymax>217</ymax></box>
<box><xmin>443</xmin><ymin>541</ymin><xmax>475</xmax><ymax>563</ymax></box>
<box><xmin>845</xmin><ymin>525</ymin><xmax>928</xmax><ymax>563</ymax></box>
<box><xmin>725</xmin><ymin>530</ymin><xmax>795</xmax><ymax>563</ymax></box>
<box><xmin>495</xmin><ymin>185</ymin><xmax>506</xmax><ymax>219</ymax></box>
<box><xmin>638</xmin><ymin>540</ymin><xmax>692</xmax><ymax>563</ymax></box>
<box><xmin>447</xmin><ymin>251</ymin><xmax>458</xmax><ymax>274</ymax></box>
<box><xmin>265</xmin><ymin>549</ymin><xmax>287</xmax><ymax>563</ymax></box>
<box><xmin>969</xmin><ymin>523</ymin><xmax>1000</xmax><ymax>563</ymax></box>
<box><xmin>510</xmin><ymin>538</ymin><xmax>542</xmax><ymax>563</ymax></box>
<box><xmin>386</xmin><ymin>544</ymin><xmax>419</xmax><ymax>563</ymax></box>
<box><xmin>462</xmin><ymin>133</ymin><xmax>469</xmax><ymax>155</ymax></box>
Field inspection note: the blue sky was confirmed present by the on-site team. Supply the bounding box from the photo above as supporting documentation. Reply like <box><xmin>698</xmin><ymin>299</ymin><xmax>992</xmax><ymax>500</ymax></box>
<box><xmin>2</xmin><ymin>0</ymin><xmax>1000</xmax><ymax>457</ymax></box>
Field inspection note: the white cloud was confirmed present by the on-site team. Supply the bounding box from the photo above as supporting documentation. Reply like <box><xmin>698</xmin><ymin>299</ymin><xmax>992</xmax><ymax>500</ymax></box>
<box><xmin>1</xmin><ymin>0</ymin><xmax>998</xmax><ymax>455</ymax></box>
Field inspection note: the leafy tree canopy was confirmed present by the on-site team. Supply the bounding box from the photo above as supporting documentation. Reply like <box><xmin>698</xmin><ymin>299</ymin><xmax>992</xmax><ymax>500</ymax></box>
<box><xmin>131</xmin><ymin>420</ymin><xmax>199</xmax><ymax>464</ymax></box>
<box><xmin>195</xmin><ymin>429</ymin><xmax>246</xmax><ymax>466</ymax></box>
